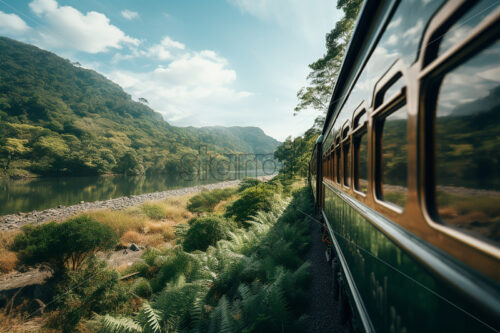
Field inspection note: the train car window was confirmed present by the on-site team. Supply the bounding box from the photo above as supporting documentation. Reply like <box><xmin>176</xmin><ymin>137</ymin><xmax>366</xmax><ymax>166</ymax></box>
<box><xmin>330</xmin><ymin>152</ymin><xmax>334</xmax><ymax>181</ymax></box>
<box><xmin>434</xmin><ymin>41</ymin><xmax>500</xmax><ymax>246</ymax></box>
<box><xmin>377</xmin><ymin>105</ymin><xmax>408</xmax><ymax>209</ymax></box>
<box><xmin>335</xmin><ymin>137</ymin><xmax>341</xmax><ymax>184</ymax></box>
<box><xmin>343</xmin><ymin>142</ymin><xmax>351</xmax><ymax>187</ymax></box>
<box><xmin>353</xmin><ymin>110</ymin><xmax>368</xmax><ymax>194</ymax></box>
<box><xmin>381</xmin><ymin>75</ymin><xmax>405</xmax><ymax>107</ymax></box>
<box><xmin>438</xmin><ymin>0</ymin><xmax>499</xmax><ymax>58</ymax></box>
<box><xmin>354</xmin><ymin>112</ymin><xmax>367</xmax><ymax>128</ymax></box>
<box><xmin>354</xmin><ymin>131</ymin><xmax>368</xmax><ymax>194</ymax></box>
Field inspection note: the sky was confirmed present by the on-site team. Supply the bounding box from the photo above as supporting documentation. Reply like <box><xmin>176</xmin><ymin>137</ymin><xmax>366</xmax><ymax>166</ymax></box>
<box><xmin>0</xmin><ymin>0</ymin><xmax>342</xmax><ymax>141</ymax></box>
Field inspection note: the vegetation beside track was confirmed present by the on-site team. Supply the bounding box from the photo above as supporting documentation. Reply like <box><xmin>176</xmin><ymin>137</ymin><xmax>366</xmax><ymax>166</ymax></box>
<box><xmin>1</xmin><ymin>176</ymin><xmax>315</xmax><ymax>333</ymax></box>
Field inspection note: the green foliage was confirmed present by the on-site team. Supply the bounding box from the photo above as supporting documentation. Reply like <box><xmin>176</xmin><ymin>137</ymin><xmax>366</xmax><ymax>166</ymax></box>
<box><xmin>97</xmin><ymin>315</ymin><xmax>143</xmax><ymax>333</ymax></box>
<box><xmin>12</xmin><ymin>215</ymin><xmax>118</xmax><ymax>273</ymax></box>
<box><xmin>182</xmin><ymin>215</ymin><xmax>236</xmax><ymax>252</ymax></box>
<box><xmin>225</xmin><ymin>183</ymin><xmax>276</xmax><ymax>223</ymax></box>
<box><xmin>141</xmin><ymin>203</ymin><xmax>166</xmax><ymax>220</ymax></box>
<box><xmin>0</xmin><ymin>37</ymin><xmax>279</xmax><ymax>178</ymax></box>
<box><xmin>274</xmin><ymin>128</ymin><xmax>319</xmax><ymax>177</ymax></box>
<box><xmin>97</xmin><ymin>184</ymin><xmax>314</xmax><ymax>333</ymax></box>
<box><xmin>50</xmin><ymin>256</ymin><xmax>129</xmax><ymax>332</ymax></box>
<box><xmin>138</xmin><ymin>302</ymin><xmax>162</xmax><ymax>333</ymax></box>
<box><xmin>187</xmin><ymin>188</ymin><xmax>237</xmax><ymax>213</ymax></box>
<box><xmin>237</xmin><ymin>177</ymin><xmax>262</xmax><ymax>192</ymax></box>
<box><xmin>131</xmin><ymin>277</ymin><xmax>153</xmax><ymax>298</ymax></box>
<box><xmin>295</xmin><ymin>0</ymin><xmax>362</xmax><ymax>125</ymax></box>
<box><xmin>149</xmin><ymin>248</ymin><xmax>202</xmax><ymax>292</ymax></box>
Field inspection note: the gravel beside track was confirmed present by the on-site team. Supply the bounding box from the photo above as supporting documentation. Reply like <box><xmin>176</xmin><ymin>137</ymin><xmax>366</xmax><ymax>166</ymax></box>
<box><xmin>306</xmin><ymin>211</ymin><xmax>350</xmax><ymax>333</ymax></box>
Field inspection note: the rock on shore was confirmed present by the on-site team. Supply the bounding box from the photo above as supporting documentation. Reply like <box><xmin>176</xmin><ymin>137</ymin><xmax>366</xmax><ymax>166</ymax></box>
<box><xmin>0</xmin><ymin>176</ymin><xmax>274</xmax><ymax>231</ymax></box>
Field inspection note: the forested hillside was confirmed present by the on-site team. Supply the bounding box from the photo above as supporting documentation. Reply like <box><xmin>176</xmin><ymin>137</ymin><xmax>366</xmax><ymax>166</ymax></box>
<box><xmin>185</xmin><ymin>126</ymin><xmax>280</xmax><ymax>155</ymax></box>
<box><xmin>0</xmin><ymin>37</ymin><xmax>278</xmax><ymax>178</ymax></box>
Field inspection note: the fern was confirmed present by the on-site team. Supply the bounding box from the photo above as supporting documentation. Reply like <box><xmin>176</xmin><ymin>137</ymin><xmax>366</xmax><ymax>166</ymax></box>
<box><xmin>140</xmin><ymin>302</ymin><xmax>162</xmax><ymax>333</ymax></box>
<box><xmin>100</xmin><ymin>314</ymin><xmax>143</xmax><ymax>333</ymax></box>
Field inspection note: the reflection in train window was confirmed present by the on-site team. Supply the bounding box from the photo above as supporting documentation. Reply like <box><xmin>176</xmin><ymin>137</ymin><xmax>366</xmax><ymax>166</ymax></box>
<box><xmin>355</xmin><ymin>131</ymin><xmax>368</xmax><ymax>194</ymax></box>
<box><xmin>355</xmin><ymin>111</ymin><xmax>367</xmax><ymax>128</ymax></box>
<box><xmin>434</xmin><ymin>41</ymin><xmax>500</xmax><ymax>245</ymax></box>
<box><xmin>438</xmin><ymin>0</ymin><xmax>500</xmax><ymax>58</ymax></box>
<box><xmin>343</xmin><ymin>142</ymin><xmax>351</xmax><ymax>187</ymax></box>
<box><xmin>381</xmin><ymin>75</ymin><xmax>405</xmax><ymax>106</ymax></box>
<box><xmin>336</xmin><ymin>148</ymin><xmax>341</xmax><ymax>184</ymax></box>
<box><xmin>378</xmin><ymin>105</ymin><xmax>408</xmax><ymax>209</ymax></box>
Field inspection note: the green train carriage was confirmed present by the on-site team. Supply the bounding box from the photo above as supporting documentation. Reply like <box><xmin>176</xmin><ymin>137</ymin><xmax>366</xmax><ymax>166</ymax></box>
<box><xmin>309</xmin><ymin>0</ymin><xmax>500</xmax><ymax>332</ymax></box>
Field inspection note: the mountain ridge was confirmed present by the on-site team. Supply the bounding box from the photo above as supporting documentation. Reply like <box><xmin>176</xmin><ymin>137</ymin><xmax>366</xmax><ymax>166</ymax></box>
<box><xmin>0</xmin><ymin>36</ymin><xmax>279</xmax><ymax>177</ymax></box>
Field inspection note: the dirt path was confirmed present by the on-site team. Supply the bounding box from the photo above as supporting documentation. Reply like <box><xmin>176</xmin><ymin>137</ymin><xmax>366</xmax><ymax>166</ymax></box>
<box><xmin>306</xmin><ymin>214</ymin><xmax>350</xmax><ymax>333</ymax></box>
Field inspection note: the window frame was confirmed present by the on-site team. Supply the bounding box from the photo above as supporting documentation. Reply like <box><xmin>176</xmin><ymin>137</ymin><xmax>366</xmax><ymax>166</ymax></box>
<box><xmin>372</xmin><ymin>74</ymin><xmax>408</xmax><ymax>213</ymax></box>
<box><xmin>341</xmin><ymin>121</ymin><xmax>351</xmax><ymax>188</ymax></box>
<box><xmin>335</xmin><ymin>135</ymin><xmax>341</xmax><ymax>184</ymax></box>
<box><xmin>419</xmin><ymin>2</ymin><xmax>500</xmax><ymax>257</ymax></box>
<box><xmin>352</xmin><ymin>105</ymin><xmax>369</xmax><ymax>196</ymax></box>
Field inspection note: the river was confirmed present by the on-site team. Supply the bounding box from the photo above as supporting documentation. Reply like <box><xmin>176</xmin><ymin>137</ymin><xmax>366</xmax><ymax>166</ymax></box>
<box><xmin>0</xmin><ymin>170</ymin><xmax>272</xmax><ymax>215</ymax></box>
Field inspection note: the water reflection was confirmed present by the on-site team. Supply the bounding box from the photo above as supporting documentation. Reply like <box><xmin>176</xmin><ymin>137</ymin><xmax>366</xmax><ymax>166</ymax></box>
<box><xmin>0</xmin><ymin>170</ymin><xmax>270</xmax><ymax>215</ymax></box>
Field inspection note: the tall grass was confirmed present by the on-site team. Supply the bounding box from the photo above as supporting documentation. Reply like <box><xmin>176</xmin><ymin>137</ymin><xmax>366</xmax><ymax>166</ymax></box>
<box><xmin>187</xmin><ymin>188</ymin><xmax>237</xmax><ymax>213</ymax></box>
<box><xmin>0</xmin><ymin>230</ymin><xmax>20</xmax><ymax>273</ymax></box>
<box><xmin>86</xmin><ymin>210</ymin><xmax>147</xmax><ymax>236</ymax></box>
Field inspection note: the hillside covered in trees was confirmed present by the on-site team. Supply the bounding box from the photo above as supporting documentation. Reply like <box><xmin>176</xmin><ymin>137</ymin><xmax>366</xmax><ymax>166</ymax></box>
<box><xmin>0</xmin><ymin>37</ymin><xmax>279</xmax><ymax>178</ymax></box>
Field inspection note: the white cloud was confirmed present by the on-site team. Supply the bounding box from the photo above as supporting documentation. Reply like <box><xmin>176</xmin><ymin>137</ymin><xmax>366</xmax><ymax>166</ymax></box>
<box><xmin>121</xmin><ymin>9</ymin><xmax>139</xmax><ymax>20</ymax></box>
<box><xmin>29</xmin><ymin>0</ymin><xmax>139</xmax><ymax>53</ymax></box>
<box><xmin>0</xmin><ymin>11</ymin><xmax>30</xmax><ymax>34</ymax></box>
<box><xmin>111</xmin><ymin>36</ymin><xmax>186</xmax><ymax>63</ymax></box>
<box><xmin>107</xmin><ymin>50</ymin><xmax>251</xmax><ymax>124</ymax></box>
<box><xmin>146</xmin><ymin>36</ymin><xmax>185</xmax><ymax>60</ymax></box>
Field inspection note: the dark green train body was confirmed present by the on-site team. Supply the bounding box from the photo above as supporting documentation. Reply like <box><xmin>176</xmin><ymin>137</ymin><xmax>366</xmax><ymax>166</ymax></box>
<box><xmin>309</xmin><ymin>0</ymin><xmax>500</xmax><ymax>332</ymax></box>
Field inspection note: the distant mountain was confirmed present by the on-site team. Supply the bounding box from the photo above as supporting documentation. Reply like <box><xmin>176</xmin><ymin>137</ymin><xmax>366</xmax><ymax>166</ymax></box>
<box><xmin>452</xmin><ymin>85</ymin><xmax>500</xmax><ymax>117</ymax></box>
<box><xmin>0</xmin><ymin>36</ymin><xmax>278</xmax><ymax>177</ymax></box>
<box><xmin>185</xmin><ymin>126</ymin><xmax>280</xmax><ymax>155</ymax></box>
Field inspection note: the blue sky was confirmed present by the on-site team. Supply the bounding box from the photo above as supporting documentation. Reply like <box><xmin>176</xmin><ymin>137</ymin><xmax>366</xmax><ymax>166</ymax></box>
<box><xmin>0</xmin><ymin>0</ymin><xmax>342</xmax><ymax>140</ymax></box>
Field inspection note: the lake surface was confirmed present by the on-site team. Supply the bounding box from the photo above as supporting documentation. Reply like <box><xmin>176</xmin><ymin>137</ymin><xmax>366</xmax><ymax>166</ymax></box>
<box><xmin>0</xmin><ymin>169</ymin><xmax>272</xmax><ymax>215</ymax></box>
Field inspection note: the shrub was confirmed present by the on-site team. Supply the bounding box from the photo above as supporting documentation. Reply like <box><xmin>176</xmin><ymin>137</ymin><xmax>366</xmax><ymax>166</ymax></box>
<box><xmin>141</xmin><ymin>203</ymin><xmax>166</xmax><ymax>220</ymax></box>
<box><xmin>123</xmin><ymin>261</ymin><xmax>150</xmax><ymax>277</ymax></box>
<box><xmin>12</xmin><ymin>215</ymin><xmax>118</xmax><ymax>274</ymax></box>
<box><xmin>131</xmin><ymin>277</ymin><xmax>152</xmax><ymax>298</ymax></box>
<box><xmin>187</xmin><ymin>188</ymin><xmax>237</xmax><ymax>213</ymax></box>
<box><xmin>225</xmin><ymin>183</ymin><xmax>276</xmax><ymax>223</ymax></box>
<box><xmin>49</xmin><ymin>256</ymin><xmax>129</xmax><ymax>331</ymax></box>
<box><xmin>237</xmin><ymin>177</ymin><xmax>262</xmax><ymax>192</ymax></box>
<box><xmin>182</xmin><ymin>215</ymin><xmax>236</xmax><ymax>252</ymax></box>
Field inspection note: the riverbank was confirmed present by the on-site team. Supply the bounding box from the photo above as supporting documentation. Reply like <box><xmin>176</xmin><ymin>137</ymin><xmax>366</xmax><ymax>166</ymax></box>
<box><xmin>0</xmin><ymin>175</ymin><xmax>274</xmax><ymax>231</ymax></box>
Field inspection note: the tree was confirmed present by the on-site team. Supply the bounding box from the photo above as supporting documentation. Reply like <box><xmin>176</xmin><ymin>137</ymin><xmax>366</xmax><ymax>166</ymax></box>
<box><xmin>115</xmin><ymin>151</ymin><xmax>145</xmax><ymax>175</ymax></box>
<box><xmin>274</xmin><ymin>127</ymin><xmax>320</xmax><ymax>177</ymax></box>
<box><xmin>138</xmin><ymin>97</ymin><xmax>149</xmax><ymax>104</ymax></box>
<box><xmin>0</xmin><ymin>138</ymin><xmax>30</xmax><ymax>171</ymax></box>
<box><xmin>295</xmin><ymin>0</ymin><xmax>363</xmax><ymax>127</ymax></box>
<box><xmin>13</xmin><ymin>215</ymin><xmax>118</xmax><ymax>274</ymax></box>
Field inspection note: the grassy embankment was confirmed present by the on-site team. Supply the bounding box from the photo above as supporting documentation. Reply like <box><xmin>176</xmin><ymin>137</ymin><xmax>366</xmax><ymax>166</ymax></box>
<box><xmin>1</xmin><ymin>176</ymin><xmax>313</xmax><ymax>332</ymax></box>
